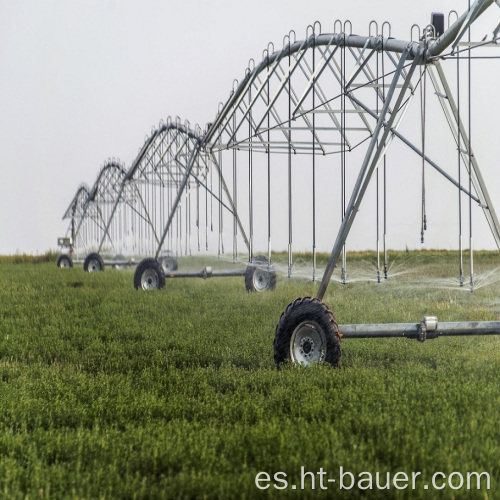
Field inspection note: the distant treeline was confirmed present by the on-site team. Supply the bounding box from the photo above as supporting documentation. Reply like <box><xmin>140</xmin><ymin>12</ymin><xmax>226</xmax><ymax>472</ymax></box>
<box><xmin>0</xmin><ymin>251</ymin><xmax>60</xmax><ymax>264</ymax></box>
<box><xmin>0</xmin><ymin>248</ymin><xmax>497</xmax><ymax>265</ymax></box>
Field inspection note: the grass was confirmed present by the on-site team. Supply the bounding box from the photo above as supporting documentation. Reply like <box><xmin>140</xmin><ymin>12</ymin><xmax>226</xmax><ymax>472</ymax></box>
<box><xmin>0</xmin><ymin>250</ymin><xmax>499</xmax><ymax>498</ymax></box>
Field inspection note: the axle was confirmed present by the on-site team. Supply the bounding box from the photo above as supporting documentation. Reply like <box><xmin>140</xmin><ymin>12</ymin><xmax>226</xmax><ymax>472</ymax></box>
<box><xmin>338</xmin><ymin>316</ymin><xmax>500</xmax><ymax>342</ymax></box>
<box><xmin>163</xmin><ymin>266</ymin><xmax>246</xmax><ymax>279</ymax></box>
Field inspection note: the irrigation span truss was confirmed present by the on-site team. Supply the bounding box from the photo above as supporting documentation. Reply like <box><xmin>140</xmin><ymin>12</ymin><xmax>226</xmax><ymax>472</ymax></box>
<box><xmin>58</xmin><ymin>0</ymin><xmax>500</xmax><ymax>363</ymax></box>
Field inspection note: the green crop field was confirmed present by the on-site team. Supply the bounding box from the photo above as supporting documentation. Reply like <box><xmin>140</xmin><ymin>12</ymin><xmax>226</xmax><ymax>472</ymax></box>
<box><xmin>0</xmin><ymin>250</ymin><xmax>499</xmax><ymax>499</ymax></box>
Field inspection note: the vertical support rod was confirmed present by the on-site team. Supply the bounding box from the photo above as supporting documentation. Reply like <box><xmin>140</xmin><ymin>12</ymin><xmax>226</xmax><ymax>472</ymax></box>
<box><xmin>267</xmin><ymin>57</ymin><xmax>272</xmax><ymax>265</ymax></box>
<box><xmin>382</xmin><ymin>44</ymin><xmax>388</xmax><ymax>280</ymax></box>
<box><xmin>287</xmin><ymin>44</ymin><xmax>293</xmax><ymax>278</ymax></box>
<box><xmin>341</xmin><ymin>36</ymin><xmax>347</xmax><ymax>285</ymax></box>
<box><xmin>312</xmin><ymin>35</ymin><xmax>317</xmax><ymax>281</ymax></box>
<box><xmin>457</xmin><ymin>47</ymin><xmax>464</xmax><ymax>286</ymax></box>
<box><xmin>317</xmin><ymin>46</ymin><xmax>417</xmax><ymax>302</ymax></box>
<box><xmin>154</xmin><ymin>142</ymin><xmax>201</xmax><ymax>260</ymax></box>
<box><xmin>249</xmin><ymin>83</ymin><xmax>254</xmax><ymax>262</ymax></box>
<box><xmin>467</xmin><ymin>7</ymin><xmax>474</xmax><ymax>292</ymax></box>
<box><xmin>233</xmin><ymin>115</ymin><xmax>238</xmax><ymax>263</ymax></box>
<box><xmin>375</xmin><ymin>42</ymin><xmax>381</xmax><ymax>283</ymax></box>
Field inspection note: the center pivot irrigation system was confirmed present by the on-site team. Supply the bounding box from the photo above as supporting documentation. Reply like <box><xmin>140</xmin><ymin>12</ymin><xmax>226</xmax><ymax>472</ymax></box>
<box><xmin>59</xmin><ymin>1</ymin><xmax>500</xmax><ymax>365</ymax></box>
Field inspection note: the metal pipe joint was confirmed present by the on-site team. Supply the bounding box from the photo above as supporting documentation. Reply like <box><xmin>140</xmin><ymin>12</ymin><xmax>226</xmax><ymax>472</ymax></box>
<box><xmin>418</xmin><ymin>315</ymin><xmax>438</xmax><ymax>342</ymax></box>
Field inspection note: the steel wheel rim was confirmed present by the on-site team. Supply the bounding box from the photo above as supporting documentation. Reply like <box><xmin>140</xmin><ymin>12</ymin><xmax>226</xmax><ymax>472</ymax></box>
<box><xmin>141</xmin><ymin>268</ymin><xmax>159</xmax><ymax>290</ymax></box>
<box><xmin>88</xmin><ymin>259</ymin><xmax>101</xmax><ymax>272</ymax></box>
<box><xmin>59</xmin><ymin>258</ymin><xmax>70</xmax><ymax>268</ymax></box>
<box><xmin>290</xmin><ymin>320</ymin><xmax>326</xmax><ymax>365</ymax></box>
<box><xmin>253</xmin><ymin>268</ymin><xmax>269</xmax><ymax>291</ymax></box>
<box><xmin>160</xmin><ymin>258</ymin><xmax>172</xmax><ymax>273</ymax></box>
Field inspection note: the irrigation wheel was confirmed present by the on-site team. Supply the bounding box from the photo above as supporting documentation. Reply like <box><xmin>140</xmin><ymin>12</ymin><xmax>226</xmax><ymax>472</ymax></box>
<box><xmin>245</xmin><ymin>255</ymin><xmax>277</xmax><ymax>292</ymax></box>
<box><xmin>83</xmin><ymin>253</ymin><xmax>105</xmax><ymax>272</ymax></box>
<box><xmin>56</xmin><ymin>254</ymin><xmax>73</xmax><ymax>268</ymax></box>
<box><xmin>159</xmin><ymin>252</ymin><xmax>178</xmax><ymax>273</ymax></box>
<box><xmin>274</xmin><ymin>297</ymin><xmax>341</xmax><ymax>367</ymax></box>
<box><xmin>134</xmin><ymin>258</ymin><xmax>166</xmax><ymax>290</ymax></box>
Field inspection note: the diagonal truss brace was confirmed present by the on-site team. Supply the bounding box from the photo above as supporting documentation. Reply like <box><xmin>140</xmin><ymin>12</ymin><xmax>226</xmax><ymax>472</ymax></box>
<box><xmin>317</xmin><ymin>45</ymin><xmax>420</xmax><ymax>301</ymax></box>
<box><xmin>428</xmin><ymin>60</ymin><xmax>500</xmax><ymax>249</ymax></box>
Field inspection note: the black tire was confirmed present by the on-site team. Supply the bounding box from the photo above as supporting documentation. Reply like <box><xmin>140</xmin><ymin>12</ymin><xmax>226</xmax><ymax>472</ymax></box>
<box><xmin>134</xmin><ymin>258</ymin><xmax>166</xmax><ymax>290</ymax></box>
<box><xmin>244</xmin><ymin>255</ymin><xmax>277</xmax><ymax>292</ymax></box>
<box><xmin>274</xmin><ymin>297</ymin><xmax>341</xmax><ymax>367</ymax></box>
<box><xmin>56</xmin><ymin>254</ymin><xmax>73</xmax><ymax>268</ymax></box>
<box><xmin>159</xmin><ymin>254</ymin><xmax>178</xmax><ymax>273</ymax></box>
<box><xmin>83</xmin><ymin>253</ymin><xmax>105</xmax><ymax>272</ymax></box>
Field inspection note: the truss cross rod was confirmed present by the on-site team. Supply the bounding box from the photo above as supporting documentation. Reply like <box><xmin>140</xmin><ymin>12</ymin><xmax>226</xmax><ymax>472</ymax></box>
<box><xmin>317</xmin><ymin>45</ymin><xmax>419</xmax><ymax>301</ymax></box>
<box><xmin>203</xmin><ymin>34</ymin><xmax>421</xmax><ymax>149</ymax></box>
<box><xmin>211</xmin><ymin>45</ymin><xmax>292</xmax><ymax>148</ymax></box>
<box><xmin>97</xmin><ymin>131</ymin><xmax>162</xmax><ymax>254</ymax></box>
<box><xmin>242</xmin><ymin>37</ymin><xmax>313</xmax><ymax>144</ymax></box>
<box><xmin>431</xmin><ymin>60</ymin><xmax>500</xmax><ymax>248</ymax></box>
<box><xmin>288</xmin><ymin>41</ymin><xmax>338</xmax><ymax>154</ymax></box>
<box><xmin>208</xmin><ymin>151</ymin><xmax>251</xmax><ymax>254</ymax></box>
<box><xmin>67</xmin><ymin>191</ymin><xmax>91</xmax><ymax>249</ymax></box>
<box><xmin>154</xmin><ymin>143</ymin><xmax>201</xmax><ymax>260</ymax></box>
<box><xmin>133</xmin><ymin>187</ymin><xmax>161</xmax><ymax>246</ymax></box>
<box><xmin>140</xmin><ymin>133</ymin><xmax>172</xmax><ymax>184</ymax></box>
<box><xmin>323</xmin><ymin>45</ymin><xmax>373</xmax><ymax>145</ymax></box>
<box><xmin>145</xmin><ymin>129</ymin><xmax>182</xmax><ymax>186</ymax></box>
<box><xmin>292</xmin><ymin>39</ymin><xmax>341</xmax><ymax>115</ymax></box>
<box><xmin>97</xmin><ymin>181</ymin><xmax>127</xmax><ymax>253</ymax></box>
<box><xmin>172</xmin><ymin>158</ymin><xmax>235</xmax><ymax>215</ymax></box>
<box><xmin>349</xmin><ymin>94</ymin><xmax>482</xmax><ymax>206</ymax></box>
<box><xmin>345</xmin><ymin>38</ymin><xmax>382</xmax><ymax>89</ymax></box>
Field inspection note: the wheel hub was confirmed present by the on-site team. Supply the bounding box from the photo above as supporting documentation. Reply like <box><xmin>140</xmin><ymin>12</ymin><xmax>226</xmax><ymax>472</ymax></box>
<box><xmin>300</xmin><ymin>337</ymin><xmax>314</xmax><ymax>355</ymax></box>
<box><xmin>141</xmin><ymin>269</ymin><xmax>159</xmax><ymax>290</ymax></box>
<box><xmin>88</xmin><ymin>260</ymin><xmax>100</xmax><ymax>272</ymax></box>
<box><xmin>290</xmin><ymin>321</ymin><xmax>326</xmax><ymax>365</ymax></box>
<box><xmin>253</xmin><ymin>268</ymin><xmax>269</xmax><ymax>291</ymax></box>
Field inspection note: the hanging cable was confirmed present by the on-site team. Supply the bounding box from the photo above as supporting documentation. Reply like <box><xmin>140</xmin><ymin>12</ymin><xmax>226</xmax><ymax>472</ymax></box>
<box><xmin>287</xmin><ymin>37</ymin><xmax>293</xmax><ymax>278</ymax></box>
<box><xmin>185</xmin><ymin>185</ymin><xmax>189</xmax><ymax>256</ymax></box>
<box><xmin>249</xmin><ymin>81</ymin><xmax>254</xmax><ymax>262</ymax></box>
<box><xmin>218</xmin><ymin>148</ymin><xmax>223</xmax><ymax>256</ymax></box>
<box><xmin>468</xmin><ymin>2</ymin><xmax>474</xmax><ymax>292</ymax></box>
<box><xmin>376</xmin><ymin>33</ymin><xmax>381</xmax><ymax>283</ymax></box>
<box><xmin>312</xmin><ymin>32</ymin><xmax>317</xmax><ymax>281</ymax></box>
<box><xmin>188</xmin><ymin>183</ymin><xmax>192</xmax><ymax>256</ymax></box>
<box><xmin>233</xmin><ymin>115</ymin><xmax>238</xmax><ymax>263</ymax></box>
<box><xmin>420</xmin><ymin>61</ymin><xmax>428</xmax><ymax>244</ymax></box>
<box><xmin>341</xmin><ymin>33</ymin><xmax>347</xmax><ymax>285</ymax></box>
<box><xmin>457</xmin><ymin>43</ymin><xmax>464</xmax><ymax>287</ymax></box>
<box><xmin>266</xmin><ymin>50</ymin><xmax>272</xmax><ymax>265</ymax></box>
<box><xmin>382</xmin><ymin>36</ymin><xmax>388</xmax><ymax>279</ymax></box>
<box><xmin>196</xmin><ymin>179</ymin><xmax>200</xmax><ymax>252</ymax></box>
<box><xmin>205</xmin><ymin>164</ymin><xmax>208</xmax><ymax>252</ymax></box>
<box><xmin>210</xmin><ymin>154</ymin><xmax>213</xmax><ymax>234</ymax></box>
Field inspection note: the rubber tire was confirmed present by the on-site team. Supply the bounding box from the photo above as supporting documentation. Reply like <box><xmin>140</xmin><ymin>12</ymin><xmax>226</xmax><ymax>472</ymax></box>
<box><xmin>83</xmin><ymin>253</ymin><xmax>105</xmax><ymax>272</ymax></box>
<box><xmin>244</xmin><ymin>255</ymin><xmax>277</xmax><ymax>292</ymax></box>
<box><xmin>134</xmin><ymin>258</ymin><xmax>166</xmax><ymax>290</ymax></box>
<box><xmin>159</xmin><ymin>255</ymin><xmax>178</xmax><ymax>273</ymax></box>
<box><xmin>274</xmin><ymin>297</ymin><xmax>341</xmax><ymax>367</ymax></box>
<box><xmin>56</xmin><ymin>254</ymin><xmax>73</xmax><ymax>268</ymax></box>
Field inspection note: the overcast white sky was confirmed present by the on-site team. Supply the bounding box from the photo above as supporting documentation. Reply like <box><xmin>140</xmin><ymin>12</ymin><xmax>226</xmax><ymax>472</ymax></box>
<box><xmin>0</xmin><ymin>0</ymin><xmax>499</xmax><ymax>255</ymax></box>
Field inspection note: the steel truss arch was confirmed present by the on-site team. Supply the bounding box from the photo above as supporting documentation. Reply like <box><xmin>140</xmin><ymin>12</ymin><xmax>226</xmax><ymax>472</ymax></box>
<box><xmin>62</xmin><ymin>0</ymin><xmax>500</xmax><ymax>284</ymax></box>
<box><xmin>196</xmin><ymin>0</ymin><xmax>500</xmax><ymax>281</ymax></box>
<box><xmin>62</xmin><ymin>159</ymin><xmax>130</xmax><ymax>258</ymax></box>
<box><xmin>96</xmin><ymin>117</ymin><xmax>249</xmax><ymax>260</ymax></box>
